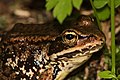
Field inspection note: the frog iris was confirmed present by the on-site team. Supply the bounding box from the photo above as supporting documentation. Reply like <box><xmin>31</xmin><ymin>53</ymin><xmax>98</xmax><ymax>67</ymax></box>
<box><xmin>62</xmin><ymin>31</ymin><xmax>78</xmax><ymax>46</ymax></box>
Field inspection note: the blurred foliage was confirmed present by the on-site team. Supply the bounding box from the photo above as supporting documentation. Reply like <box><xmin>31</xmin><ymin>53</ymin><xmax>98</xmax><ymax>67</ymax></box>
<box><xmin>45</xmin><ymin>0</ymin><xmax>120</xmax><ymax>23</ymax></box>
<box><xmin>101</xmin><ymin>46</ymin><xmax>120</xmax><ymax>80</ymax></box>
<box><xmin>45</xmin><ymin>0</ymin><xmax>82</xmax><ymax>23</ymax></box>
<box><xmin>0</xmin><ymin>17</ymin><xmax>7</xmax><ymax>30</ymax></box>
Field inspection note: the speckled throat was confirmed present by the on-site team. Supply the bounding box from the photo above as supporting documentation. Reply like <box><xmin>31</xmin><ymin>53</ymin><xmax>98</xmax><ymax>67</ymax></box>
<box><xmin>0</xmin><ymin>15</ymin><xmax>105</xmax><ymax>80</ymax></box>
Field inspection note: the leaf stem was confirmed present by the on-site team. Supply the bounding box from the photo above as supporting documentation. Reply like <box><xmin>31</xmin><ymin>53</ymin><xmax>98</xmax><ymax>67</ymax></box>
<box><xmin>89</xmin><ymin>0</ymin><xmax>101</xmax><ymax>29</ymax></box>
<box><xmin>111</xmin><ymin>0</ymin><xmax>116</xmax><ymax>80</ymax></box>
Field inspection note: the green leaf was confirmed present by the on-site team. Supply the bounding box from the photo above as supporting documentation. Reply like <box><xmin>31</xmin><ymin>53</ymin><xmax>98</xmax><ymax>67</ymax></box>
<box><xmin>117</xmin><ymin>74</ymin><xmax>120</xmax><ymax>79</ymax></box>
<box><xmin>98</xmin><ymin>71</ymin><xmax>116</xmax><ymax>79</ymax></box>
<box><xmin>45</xmin><ymin>0</ymin><xmax>59</xmax><ymax>11</ymax></box>
<box><xmin>96</xmin><ymin>6</ymin><xmax>110</xmax><ymax>21</ymax></box>
<box><xmin>108</xmin><ymin>0</ymin><xmax>120</xmax><ymax>8</ymax></box>
<box><xmin>93</xmin><ymin>0</ymin><xmax>109</xmax><ymax>9</ymax></box>
<box><xmin>115</xmin><ymin>0</ymin><xmax>120</xmax><ymax>8</ymax></box>
<box><xmin>72</xmin><ymin>0</ymin><xmax>83</xmax><ymax>10</ymax></box>
<box><xmin>53</xmin><ymin>0</ymin><xmax>72</xmax><ymax>23</ymax></box>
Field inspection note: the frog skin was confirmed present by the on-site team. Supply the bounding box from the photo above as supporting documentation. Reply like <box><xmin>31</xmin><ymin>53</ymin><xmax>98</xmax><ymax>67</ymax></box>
<box><xmin>0</xmin><ymin>15</ymin><xmax>105</xmax><ymax>80</ymax></box>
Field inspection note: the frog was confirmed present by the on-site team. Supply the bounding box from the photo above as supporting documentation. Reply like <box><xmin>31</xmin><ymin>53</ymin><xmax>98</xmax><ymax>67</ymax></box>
<box><xmin>0</xmin><ymin>15</ymin><xmax>105</xmax><ymax>80</ymax></box>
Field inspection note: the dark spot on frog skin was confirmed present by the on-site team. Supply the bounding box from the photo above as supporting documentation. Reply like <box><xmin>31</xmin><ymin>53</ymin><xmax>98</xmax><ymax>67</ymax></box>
<box><xmin>53</xmin><ymin>64</ymin><xmax>61</xmax><ymax>79</ymax></box>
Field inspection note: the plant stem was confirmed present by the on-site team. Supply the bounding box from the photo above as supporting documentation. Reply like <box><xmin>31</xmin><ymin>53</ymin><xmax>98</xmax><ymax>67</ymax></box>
<box><xmin>111</xmin><ymin>0</ymin><xmax>116</xmax><ymax>79</ymax></box>
<box><xmin>89</xmin><ymin>0</ymin><xmax>101</xmax><ymax>30</ymax></box>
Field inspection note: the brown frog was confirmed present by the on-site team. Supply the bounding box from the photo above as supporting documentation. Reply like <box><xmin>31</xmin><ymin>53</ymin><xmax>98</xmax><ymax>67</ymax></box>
<box><xmin>0</xmin><ymin>15</ymin><xmax>105</xmax><ymax>80</ymax></box>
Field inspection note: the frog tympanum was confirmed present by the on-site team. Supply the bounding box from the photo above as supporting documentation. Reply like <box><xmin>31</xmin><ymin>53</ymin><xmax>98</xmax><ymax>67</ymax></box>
<box><xmin>0</xmin><ymin>15</ymin><xmax>105</xmax><ymax>80</ymax></box>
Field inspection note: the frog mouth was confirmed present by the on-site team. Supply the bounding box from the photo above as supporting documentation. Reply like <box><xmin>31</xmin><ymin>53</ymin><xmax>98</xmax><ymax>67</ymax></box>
<box><xmin>50</xmin><ymin>39</ymin><xmax>104</xmax><ymax>60</ymax></box>
<box><xmin>56</xmin><ymin>44</ymin><xmax>103</xmax><ymax>58</ymax></box>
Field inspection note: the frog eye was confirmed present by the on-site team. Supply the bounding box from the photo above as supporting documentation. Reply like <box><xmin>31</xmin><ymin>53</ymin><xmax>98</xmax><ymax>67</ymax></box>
<box><xmin>62</xmin><ymin>31</ymin><xmax>78</xmax><ymax>45</ymax></box>
<box><xmin>65</xmin><ymin>34</ymin><xmax>75</xmax><ymax>40</ymax></box>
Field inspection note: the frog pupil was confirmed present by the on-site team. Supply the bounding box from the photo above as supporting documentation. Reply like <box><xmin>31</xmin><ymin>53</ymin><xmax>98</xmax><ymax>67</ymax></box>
<box><xmin>66</xmin><ymin>34</ymin><xmax>75</xmax><ymax>40</ymax></box>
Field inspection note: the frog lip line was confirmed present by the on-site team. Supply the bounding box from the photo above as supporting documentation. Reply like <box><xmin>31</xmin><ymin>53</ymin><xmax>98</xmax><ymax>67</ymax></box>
<box><xmin>50</xmin><ymin>40</ymin><xmax>104</xmax><ymax>59</ymax></box>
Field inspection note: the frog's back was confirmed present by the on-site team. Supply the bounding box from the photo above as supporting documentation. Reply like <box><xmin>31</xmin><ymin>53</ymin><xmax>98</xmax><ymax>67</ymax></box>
<box><xmin>8</xmin><ymin>23</ymin><xmax>61</xmax><ymax>36</ymax></box>
<box><xmin>0</xmin><ymin>23</ymin><xmax>56</xmax><ymax>80</ymax></box>
<box><xmin>0</xmin><ymin>23</ymin><xmax>62</xmax><ymax>80</ymax></box>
